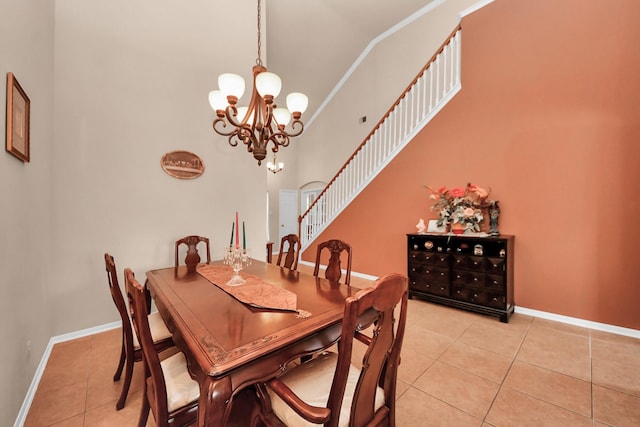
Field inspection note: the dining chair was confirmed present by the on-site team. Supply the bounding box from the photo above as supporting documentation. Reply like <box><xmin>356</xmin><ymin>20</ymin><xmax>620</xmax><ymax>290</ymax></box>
<box><xmin>313</xmin><ymin>239</ymin><xmax>352</xmax><ymax>285</ymax></box>
<box><xmin>104</xmin><ymin>253</ymin><xmax>174</xmax><ymax>410</ymax></box>
<box><xmin>175</xmin><ymin>235</ymin><xmax>211</xmax><ymax>271</ymax></box>
<box><xmin>125</xmin><ymin>268</ymin><xmax>200</xmax><ymax>427</ymax></box>
<box><xmin>256</xmin><ymin>273</ymin><xmax>409</xmax><ymax>427</ymax></box>
<box><xmin>276</xmin><ymin>233</ymin><xmax>300</xmax><ymax>270</ymax></box>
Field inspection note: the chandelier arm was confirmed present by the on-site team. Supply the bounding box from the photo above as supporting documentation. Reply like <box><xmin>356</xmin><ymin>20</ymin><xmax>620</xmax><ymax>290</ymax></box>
<box><xmin>266</xmin><ymin>131</ymin><xmax>291</xmax><ymax>149</ymax></box>
<box><xmin>286</xmin><ymin>120</ymin><xmax>305</xmax><ymax>138</ymax></box>
<box><xmin>224</xmin><ymin>105</ymin><xmax>244</xmax><ymax>128</ymax></box>
<box><xmin>213</xmin><ymin>119</ymin><xmax>239</xmax><ymax>141</ymax></box>
<box><xmin>236</xmin><ymin>127</ymin><xmax>257</xmax><ymax>150</ymax></box>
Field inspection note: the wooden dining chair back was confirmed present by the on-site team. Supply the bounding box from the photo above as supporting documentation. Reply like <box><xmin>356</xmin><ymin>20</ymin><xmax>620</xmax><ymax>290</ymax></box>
<box><xmin>104</xmin><ymin>253</ymin><xmax>174</xmax><ymax>410</ymax></box>
<box><xmin>175</xmin><ymin>235</ymin><xmax>211</xmax><ymax>272</ymax></box>
<box><xmin>258</xmin><ymin>273</ymin><xmax>409</xmax><ymax>427</ymax></box>
<box><xmin>276</xmin><ymin>234</ymin><xmax>300</xmax><ymax>270</ymax></box>
<box><xmin>125</xmin><ymin>268</ymin><xmax>199</xmax><ymax>427</ymax></box>
<box><xmin>313</xmin><ymin>239</ymin><xmax>352</xmax><ymax>285</ymax></box>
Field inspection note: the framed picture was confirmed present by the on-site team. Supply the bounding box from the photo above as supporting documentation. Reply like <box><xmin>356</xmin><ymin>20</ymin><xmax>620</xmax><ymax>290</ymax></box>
<box><xmin>6</xmin><ymin>72</ymin><xmax>30</xmax><ymax>162</ymax></box>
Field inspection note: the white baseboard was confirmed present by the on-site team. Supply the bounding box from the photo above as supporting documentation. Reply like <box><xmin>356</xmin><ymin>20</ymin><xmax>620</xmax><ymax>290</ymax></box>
<box><xmin>13</xmin><ymin>321</ymin><xmax>120</xmax><ymax>427</ymax></box>
<box><xmin>514</xmin><ymin>306</ymin><xmax>640</xmax><ymax>339</ymax></box>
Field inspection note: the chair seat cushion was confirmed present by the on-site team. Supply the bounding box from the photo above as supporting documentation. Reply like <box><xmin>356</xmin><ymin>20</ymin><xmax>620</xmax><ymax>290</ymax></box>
<box><xmin>267</xmin><ymin>352</ymin><xmax>385</xmax><ymax>427</ymax></box>
<box><xmin>132</xmin><ymin>311</ymin><xmax>172</xmax><ymax>349</ymax></box>
<box><xmin>161</xmin><ymin>351</ymin><xmax>200</xmax><ymax>413</ymax></box>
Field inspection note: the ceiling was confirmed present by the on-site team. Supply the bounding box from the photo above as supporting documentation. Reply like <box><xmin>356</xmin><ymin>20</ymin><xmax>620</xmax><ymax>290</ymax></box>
<box><xmin>266</xmin><ymin>0</ymin><xmax>437</xmax><ymax>119</ymax></box>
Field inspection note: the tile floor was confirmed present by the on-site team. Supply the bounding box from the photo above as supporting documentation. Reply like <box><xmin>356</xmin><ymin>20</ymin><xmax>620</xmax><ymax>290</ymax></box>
<box><xmin>23</xmin><ymin>299</ymin><xmax>640</xmax><ymax>426</ymax></box>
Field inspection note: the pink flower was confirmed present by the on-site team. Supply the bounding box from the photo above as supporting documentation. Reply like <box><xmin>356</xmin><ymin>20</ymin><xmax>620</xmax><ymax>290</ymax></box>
<box><xmin>463</xmin><ymin>207</ymin><xmax>475</xmax><ymax>217</ymax></box>
<box><xmin>449</xmin><ymin>187</ymin><xmax>465</xmax><ymax>198</ymax></box>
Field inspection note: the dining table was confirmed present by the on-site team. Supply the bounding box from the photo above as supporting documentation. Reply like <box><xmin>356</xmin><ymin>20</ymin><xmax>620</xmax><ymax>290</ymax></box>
<box><xmin>145</xmin><ymin>259</ymin><xmax>366</xmax><ymax>426</ymax></box>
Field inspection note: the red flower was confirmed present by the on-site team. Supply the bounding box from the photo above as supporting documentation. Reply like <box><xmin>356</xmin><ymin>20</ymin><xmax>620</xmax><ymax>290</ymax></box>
<box><xmin>449</xmin><ymin>187</ymin><xmax>466</xmax><ymax>198</ymax></box>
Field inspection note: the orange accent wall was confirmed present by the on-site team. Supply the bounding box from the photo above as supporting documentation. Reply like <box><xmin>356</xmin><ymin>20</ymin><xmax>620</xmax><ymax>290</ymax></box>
<box><xmin>303</xmin><ymin>0</ymin><xmax>640</xmax><ymax>330</ymax></box>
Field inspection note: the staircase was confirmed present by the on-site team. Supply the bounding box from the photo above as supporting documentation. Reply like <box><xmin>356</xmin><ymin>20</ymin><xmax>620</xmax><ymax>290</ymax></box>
<box><xmin>298</xmin><ymin>25</ymin><xmax>463</xmax><ymax>249</ymax></box>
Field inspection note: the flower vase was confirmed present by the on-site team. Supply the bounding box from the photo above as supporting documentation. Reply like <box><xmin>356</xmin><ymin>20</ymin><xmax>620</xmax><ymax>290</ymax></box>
<box><xmin>450</xmin><ymin>222</ymin><xmax>465</xmax><ymax>234</ymax></box>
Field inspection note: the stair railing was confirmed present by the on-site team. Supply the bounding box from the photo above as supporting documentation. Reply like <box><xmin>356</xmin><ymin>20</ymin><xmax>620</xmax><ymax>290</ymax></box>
<box><xmin>299</xmin><ymin>25</ymin><xmax>462</xmax><ymax>250</ymax></box>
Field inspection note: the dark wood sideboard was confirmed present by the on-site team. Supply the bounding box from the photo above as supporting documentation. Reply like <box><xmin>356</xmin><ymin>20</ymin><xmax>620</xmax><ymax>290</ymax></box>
<box><xmin>407</xmin><ymin>233</ymin><xmax>514</xmax><ymax>322</ymax></box>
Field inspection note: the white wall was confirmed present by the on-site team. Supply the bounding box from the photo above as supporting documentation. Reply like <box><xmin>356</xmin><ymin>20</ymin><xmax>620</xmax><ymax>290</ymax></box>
<box><xmin>0</xmin><ymin>0</ymin><xmax>54</xmax><ymax>423</ymax></box>
<box><xmin>2</xmin><ymin>0</ymin><xmax>266</xmax><ymax>423</ymax></box>
<box><xmin>49</xmin><ymin>0</ymin><xmax>266</xmax><ymax>333</ymax></box>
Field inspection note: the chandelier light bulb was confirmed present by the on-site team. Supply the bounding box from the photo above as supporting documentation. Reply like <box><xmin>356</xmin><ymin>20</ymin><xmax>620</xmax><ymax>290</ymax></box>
<box><xmin>286</xmin><ymin>92</ymin><xmax>309</xmax><ymax>115</ymax></box>
<box><xmin>273</xmin><ymin>107</ymin><xmax>292</xmax><ymax>127</ymax></box>
<box><xmin>255</xmin><ymin>72</ymin><xmax>282</xmax><ymax>98</ymax></box>
<box><xmin>208</xmin><ymin>90</ymin><xmax>227</xmax><ymax>111</ymax></box>
<box><xmin>218</xmin><ymin>73</ymin><xmax>245</xmax><ymax>100</ymax></box>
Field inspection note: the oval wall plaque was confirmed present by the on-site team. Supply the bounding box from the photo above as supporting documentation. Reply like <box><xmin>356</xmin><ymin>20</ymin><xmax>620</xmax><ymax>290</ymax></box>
<box><xmin>160</xmin><ymin>150</ymin><xmax>205</xmax><ymax>179</ymax></box>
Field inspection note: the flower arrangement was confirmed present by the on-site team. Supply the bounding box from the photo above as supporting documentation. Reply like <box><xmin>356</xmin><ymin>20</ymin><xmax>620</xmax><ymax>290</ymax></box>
<box><xmin>426</xmin><ymin>183</ymin><xmax>491</xmax><ymax>233</ymax></box>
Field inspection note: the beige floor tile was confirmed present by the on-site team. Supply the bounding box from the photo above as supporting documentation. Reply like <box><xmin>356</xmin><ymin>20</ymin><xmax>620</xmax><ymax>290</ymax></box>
<box><xmin>397</xmin><ymin>346</ymin><xmax>435</xmax><ymax>385</ymax></box>
<box><xmin>414</xmin><ymin>360</ymin><xmax>499</xmax><ymax>419</ymax></box>
<box><xmin>84</xmin><ymin>393</ymin><xmax>151</xmax><ymax>427</ymax></box>
<box><xmin>395</xmin><ymin>386</ymin><xmax>482</xmax><ymax>427</ymax></box>
<box><xmin>396</xmin><ymin>378</ymin><xmax>411</xmax><ymax>399</ymax></box>
<box><xmin>593</xmin><ymin>384</ymin><xmax>640</xmax><ymax>427</ymax></box>
<box><xmin>486</xmin><ymin>387</ymin><xmax>592</xmax><ymax>427</ymax></box>
<box><xmin>516</xmin><ymin>326</ymin><xmax>591</xmax><ymax>381</ymax></box>
<box><xmin>37</xmin><ymin>339</ymin><xmax>91</xmax><ymax>394</ymax></box>
<box><xmin>440</xmin><ymin>341</ymin><xmax>513</xmax><ymax>383</ymax></box>
<box><xmin>49</xmin><ymin>413</ymin><xmax>85</xmax><ymax>427</ymax></box>
<box><xmin>502</xmin><ymin>361</ymin><xmax>591</xmax><ymax>417</ymax></box>
<box><xmin>531</xmin><ymin>316</ymin><xmax>591</xmax><ymax>337</ymax></box>
<box><xmin>405</xmin><ymin>298</ymin><xmax>433</xmax><ymax>324</ymax></box>
<box><xmin>458</xmin><ymin>322</ymin><xmax>525</xmax><ymax>358</ymax></box>
<box><xmin>592</xmin><ymin>337</ymin><xmax>640</xmax><ymax>397</ymax></box>
<box><xmin>500</xmin><ymin>311</ymin><xmax>534</xmax><ymax>333</ymax></box>
<box><xmin>409</xmin><ymin>301</ymin><xmax>474</xmax><ymax>340</ymax></box>
<box><xmin>591</xmin><ymin>329</ymin><xmax>640</xmax><ymax>346</ymax></box>
<box><xmin>86</xmin><ymin>360</ymin><xmax>145</xmax><ymax>411</ymax></box>
<box><xmin>403</xmin><ymin>326</ymin><xmax>454</xmax><ymax>359</ymax></box>
<box><xmin>23</xmin><ymin>381</ymin><xmax>87</xmax><ymax>427</ymax></box>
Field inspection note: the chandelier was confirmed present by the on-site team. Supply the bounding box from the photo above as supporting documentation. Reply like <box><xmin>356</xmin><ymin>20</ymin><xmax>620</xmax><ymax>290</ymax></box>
<box><xmin>266</xmin><ymin>153</ymin><xmax>284</xmax><ymax>174</ymax></box>
<box><xmin>209</xmin><ymin>0</ymin><xmax>308</xmax><ymax>166</ymax></box>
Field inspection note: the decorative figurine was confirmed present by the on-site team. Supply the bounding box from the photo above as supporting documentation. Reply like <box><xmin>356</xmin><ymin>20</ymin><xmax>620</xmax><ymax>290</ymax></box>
<box><xmin>489</xmin><ymin>201</ymin><xmax>500</xmax><ymax>236</ymax></box>
<box><xmin>416</xmin><ymin>218</ymin><xmax>427</xmax><ymax>234</ymax></box>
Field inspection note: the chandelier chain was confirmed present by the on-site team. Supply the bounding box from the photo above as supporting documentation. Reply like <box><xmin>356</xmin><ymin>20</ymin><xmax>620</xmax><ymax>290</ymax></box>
<box><xmin>256</xmin><ymin>0</ymin><xmax>263</xmax><ymax>67</ymax></box>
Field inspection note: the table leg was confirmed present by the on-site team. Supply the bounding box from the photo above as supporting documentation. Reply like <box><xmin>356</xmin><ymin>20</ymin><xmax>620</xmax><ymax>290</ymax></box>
<box><xmin>198</xmin><ymin>375</ymin><xmax>233</xmax><ymax>427</ymax></box>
